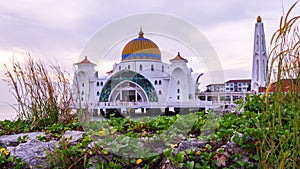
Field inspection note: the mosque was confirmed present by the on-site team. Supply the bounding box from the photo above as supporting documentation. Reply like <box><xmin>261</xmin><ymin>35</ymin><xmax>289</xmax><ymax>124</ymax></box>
<box><xmin>73</xmin><ymin>16</ymin><xmax>268</xmax><ymax>115</ymax></box>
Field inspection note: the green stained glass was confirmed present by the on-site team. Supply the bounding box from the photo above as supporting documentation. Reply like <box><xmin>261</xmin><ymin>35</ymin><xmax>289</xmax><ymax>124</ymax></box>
<box><xmin>99</xmin><ymin>70</ymin><xmax>158</xmax><ymax>102</ymax></box>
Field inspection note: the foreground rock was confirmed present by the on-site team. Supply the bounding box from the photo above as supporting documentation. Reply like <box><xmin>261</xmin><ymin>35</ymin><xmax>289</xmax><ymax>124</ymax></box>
<box><xmin>8</xmin><ymin>139</ymin><xmax>56</xmax><ymax>168</ymax></box>
<box><xmin>60</xmin><ymin>130</ymin><xmax>84</xmax><ymax>145</ymax></box>
<box><xmin>0</xmin><ymin>130</ymin><xmax>82</xmax><ymax>169</ymax></box>
<box><xmin>0</xmin><ymin>132</ymin><xmax>45</xmax><ymax>147</ymax></box>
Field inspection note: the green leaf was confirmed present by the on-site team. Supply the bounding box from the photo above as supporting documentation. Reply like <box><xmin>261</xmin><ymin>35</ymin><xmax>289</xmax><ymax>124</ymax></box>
<box><xmin>109</xmin><ymin>161</ymin><xmax>115</xmax><ymax>167</ymax></box>
<box><xmin>102</xmin><ymin>149</ymin><xmax>109</xmax><ymax>155</ymax></box>
<box><xmin>205</xmin><ymin>144</ymin><xmax>212</xmax><ymax>150</ymax></box>
<box><xmin>186</xmin><ymin>161</ymin><xmax>195</xmax><ymax>169</ymax></box>
<box><xmin>185</xmin><ymin>149</ymin><xmax>192</xmax><ymax>155</ymax></box>
<box><xmin>175</xmin><ymin>151</ymin><xmax>185</xmax><ymax>163</ymax></box>
<box><xmin>163</xmin><ymin>148</ymin><xmax>172</xmax><ymax>158</ymax></box>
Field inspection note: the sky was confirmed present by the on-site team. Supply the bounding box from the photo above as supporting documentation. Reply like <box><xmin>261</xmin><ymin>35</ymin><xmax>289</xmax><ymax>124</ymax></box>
<box><xmin>0</xmin><ymin>0</ymin><xmax>299</xmax><ymax>117</ymax></box>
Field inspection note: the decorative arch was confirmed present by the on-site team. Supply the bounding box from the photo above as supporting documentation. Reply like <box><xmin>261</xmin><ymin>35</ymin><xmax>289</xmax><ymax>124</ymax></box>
<box><xmin>99</xmin><ymin>70</ymin><xmax>158</xmax><ymax>102</ymax></box>
<box><xmin>109</xmin><ymin>80</ymin><xmax>149</xmax><ymax>103</ymax></box>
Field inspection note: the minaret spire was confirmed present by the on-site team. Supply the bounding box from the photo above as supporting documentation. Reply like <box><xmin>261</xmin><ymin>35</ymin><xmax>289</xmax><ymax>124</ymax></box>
<box><xmin>251</xmin><ymin>16</ymin><xmax>268</xmax><ymax>92</ymax></box>
<box><xmin>138</xmin><ymin>26</ymin><xmax>144</xmax><ymax>38</ymax></box>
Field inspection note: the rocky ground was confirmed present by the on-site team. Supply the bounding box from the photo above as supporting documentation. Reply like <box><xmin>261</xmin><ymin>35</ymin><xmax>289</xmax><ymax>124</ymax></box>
<box><xmin>0</xmin><ymin>130</ymin><xmax>258</xmax><ymax>168</ymax></box>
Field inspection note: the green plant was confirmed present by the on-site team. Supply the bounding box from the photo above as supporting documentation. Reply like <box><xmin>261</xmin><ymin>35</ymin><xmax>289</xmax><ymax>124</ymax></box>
<box><xmin>47</xmin><ymin>136</ymin><xmax>94</xmax><ymax>168</ymax></box>
<box><xmin>0</xmin><ymin>146</ymin><xmax>25</xmax><ymax>169</ymax></box>
<box><xmin>255</xmin><ymin>1</ymin><xmax>300</xmax><ymax>168</ymax></box>
<box><xmin>36</xmin><ymin>134</ymin><xmax>49</xmax><ymax>142</ymax></box>
<box><xmin>17</xmin><ymin>135</ymin><xmax>29</xmax><ymax>143</ymax></box>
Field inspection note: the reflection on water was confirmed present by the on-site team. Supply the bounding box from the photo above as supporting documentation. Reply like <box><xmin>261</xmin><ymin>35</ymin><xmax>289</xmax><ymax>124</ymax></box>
<box><xmin>0</xmin><ymin>105</ymin><xmax>18</xmax><ymax>120</ymax></box>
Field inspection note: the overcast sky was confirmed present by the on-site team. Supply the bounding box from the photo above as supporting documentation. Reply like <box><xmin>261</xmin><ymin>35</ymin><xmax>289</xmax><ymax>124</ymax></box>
<box><xmin>0</xmin><ymin>0</ymin><xmax>299</xmax><ymax>116</ymax></box>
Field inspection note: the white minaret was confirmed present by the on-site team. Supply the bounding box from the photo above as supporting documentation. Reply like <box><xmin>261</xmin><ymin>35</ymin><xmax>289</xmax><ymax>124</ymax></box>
<box><xmin>73</xmin><ymin>56</ymin><xmax>97</xmax><ymax>109</ymax></box>
<box><xmin>251</xmin><ymin>16</ymin><xmax>268</xmax><ymax>93</ymax></box>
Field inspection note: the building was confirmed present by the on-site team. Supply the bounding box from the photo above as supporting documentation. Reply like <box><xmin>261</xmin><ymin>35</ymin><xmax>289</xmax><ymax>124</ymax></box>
<box><xmin>73</xmin><ymin>16</ymin><xmax>269</xmax><ymax>114</ymax></box>
<box><xmin>225</xmin><ymin>79</ymin><xmax>251</xmax><ymax>92</ymax></box>
<box><xmin>73</xmin><ymin>29</ymin><xmax>206</xmax><ymax>114</ymax></box>
<box><xmin>251</xmin><ymin>16</ymin><xmax>268</xmax><ymax>92</ymax></box>
<box><xmin>206</xmin><ymin>84</ymin><xmax>225</xmax><ymax>92</ymax></box>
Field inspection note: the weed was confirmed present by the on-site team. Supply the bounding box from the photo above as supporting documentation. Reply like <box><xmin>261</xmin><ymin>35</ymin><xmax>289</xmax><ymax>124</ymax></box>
<box><xmin>3</xmin><ymin>55</ymin><xmax>74</xmax><ymax>129</ymax></box>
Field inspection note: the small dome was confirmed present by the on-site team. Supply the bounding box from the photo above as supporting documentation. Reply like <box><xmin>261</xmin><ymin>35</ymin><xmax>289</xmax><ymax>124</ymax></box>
<box><xmin>121</xmin><ymin>29</ymin><xmax>161</xmax><ymax>61</ymax></box>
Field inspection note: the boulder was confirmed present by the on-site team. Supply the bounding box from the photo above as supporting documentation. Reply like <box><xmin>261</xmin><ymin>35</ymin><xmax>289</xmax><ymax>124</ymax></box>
<box><xmin>0</xmin><ymin>132</ymin><xmax>45</xmax><ymax>147</ymax></box>
<box><xmin>8</xmin><ymin>139</ymin><xmax>56</xmax><ymax>168</ymax></box>
<box><xmin>60</xmin><ymin>130</ymin><xmax>84</xmax><ymax>144</ymax></box>
<box><xmin>176</xmin><ymin>139</ymin><xmax>207</xmax><ymax>152</ymax></box>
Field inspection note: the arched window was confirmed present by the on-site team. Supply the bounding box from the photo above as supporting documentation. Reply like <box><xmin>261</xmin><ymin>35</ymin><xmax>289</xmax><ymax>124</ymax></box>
<box><xmin>119</xmin><ymin>66</ymin><xmax>121</xmax><ymax>70</ymax></box>
<box><xmin>96</xmin><ymin>82</ymin><xmax>99</xmax><ymax>87</ymax></box>
<box><xmin>154</xmin><ymin>80</ymin><xmax>158</xmax><ymax>85</ymax></box>
<box><xmin>100</xmin><ymin>82</ymin><xmax>103</xmax><ymax>86</ymax></box>
<box><xmin>82</xmin><ymin>83</ymin><xmax>84</xmax><ymax>87</ymax></box>
<box><xmin>159</xmin><ymin>90</ymin><xmax>162</xmax><ymax>95</ymax></box>
<box><xmin>128</xmin><ymin>65</ymin><xmax>130</xmax><ymax>69</ymax></box>
<box><xmin>177</xmin><ymin>80</ymin><xmax>180</xmax><ymax>85</ymax></box>
<box><xmin>177</xmin><ymin>95</ymin><xmax>180</xmax><ymax>100</ymax></box>
<box><xmin>177</xmin><ymin>89</ymin><xmax>180</xmax><ymax>93</ymax></box>
<box><xmin>151</xmin><ymin>65</ymin><xmax>154</xmax><ymax>71</ymax></box>
<box><xmin>256</xmin><ymin>60</ymin><xmax>259</xmax><ymax>81</ymax></box>
<box><xmin>96</xmin><ymin>91</ymin><xmax>100</xmax><ymax>96</ymax></box>
<box><xmin>162</xmin><ymin>65</ymin><xmax>164</xmax><ymax>72</ymax></box>
<box><xmin>263</xmin><ymin>60</ymin><xmax>266</xmax><ymax>81</ymax></box>
<box><xmin>158</xmin><ymin>80</ymin><xmax>162</xmax><ymax>85</ymax></box>
<box><xmin>81</xmin><ymin>91</ymin><xmax>84</xmax><ymax>95</ymax></box>
<box><xmin>140</xmin><ymin>64</ymin><xmax>143</xmax><ymax>71</ymax></box>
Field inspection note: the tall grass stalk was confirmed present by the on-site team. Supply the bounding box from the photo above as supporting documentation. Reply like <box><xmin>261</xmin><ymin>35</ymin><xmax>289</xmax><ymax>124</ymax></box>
<box><xmin>3</xmin><ymin>54</ymin><xmax>74</xmax><ymax>129</ymax></box>
<box><xmin>259</xmin><ymin>1</ymin><xmax>300</xmax><ymax>168</ymax></box>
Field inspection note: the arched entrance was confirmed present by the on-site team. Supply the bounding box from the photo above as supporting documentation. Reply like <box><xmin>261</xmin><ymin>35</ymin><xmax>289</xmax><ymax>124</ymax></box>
<box><xmin>109</xmin><ymin>80</ymin><xmax>149</xmax><ymax>105</ymax></box>
<box><xmin>99</xmin><ymin>70</ymin><xmax>158</xmax><ymax>103</ymax></box>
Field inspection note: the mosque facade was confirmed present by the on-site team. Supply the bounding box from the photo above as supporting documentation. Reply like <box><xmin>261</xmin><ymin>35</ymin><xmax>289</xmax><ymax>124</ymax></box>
<box><xmin>73</xmin><ymin>29</ymin><xmax>205</xmax><ymax>114</ymax></box>
<box><xmin>73</xmin><ymin>16</ymin><xmax>268</xmax><ymax>114</ymax></box>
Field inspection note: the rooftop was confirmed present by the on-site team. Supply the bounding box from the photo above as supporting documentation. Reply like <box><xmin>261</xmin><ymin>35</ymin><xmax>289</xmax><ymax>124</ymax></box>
<box><xmin>75</xmin><ymin>56</ymin><xmax>96</xmax><ymax>65</ymax></box>
<box><xmin>225</xmin><ymin>79</ymin><xmax>251</xmax><ymax>83</ymax></box>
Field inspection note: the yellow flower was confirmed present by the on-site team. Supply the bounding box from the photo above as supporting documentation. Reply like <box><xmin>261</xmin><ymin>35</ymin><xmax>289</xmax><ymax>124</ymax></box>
<box><xmin>170</xmin><ymin>144</ymin><xmax>178</xmax><ymax>148</ymax></box>
<box><xmin>200</xmin><ymin>148</ymin><xmax>207</xmax><ymax>152</ymax></box>
<box><xmin>4</xmin><ymin>150</ymin><xmax>9</xmax><ymax>156</ymax></box>
<box><xmin>0</xmin><ymin>148</ymin><xmax>9</xmax><ymax>156</ymax></box>
<box><xmin>136</xmin><ymin>158</ymin><xmax>143</xmax><ymax>165</ymax></box>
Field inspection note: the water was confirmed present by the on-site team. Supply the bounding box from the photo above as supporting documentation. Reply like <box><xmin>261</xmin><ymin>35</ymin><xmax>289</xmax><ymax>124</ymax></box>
<box><xmin>0</xmin><ymin>105</ymin><xmax>18</xmax><ymax>121</ymax></box>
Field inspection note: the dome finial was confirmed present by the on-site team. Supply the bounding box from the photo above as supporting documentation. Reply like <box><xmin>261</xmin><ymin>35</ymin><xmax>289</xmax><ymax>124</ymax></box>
<box><xmin>138</xmin><ymin>27</ymin><xmax>144</xmax><ymax>38</ymax></box>
<box><xmin>257</xmin><ymin>16</ymin><xmax>262</xmax><ymax>23</ymax></box>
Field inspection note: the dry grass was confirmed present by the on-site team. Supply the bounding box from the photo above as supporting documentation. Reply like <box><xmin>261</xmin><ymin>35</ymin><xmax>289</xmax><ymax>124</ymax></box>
<box><xmin>3</xmin><ymin>54</ymin><xmax>74</xmax><ymax>128</ymax></box>
<box><xmin>259</xmin><ymin>1</ymin><xmax>300</xmax><ymax>168</ymax></box>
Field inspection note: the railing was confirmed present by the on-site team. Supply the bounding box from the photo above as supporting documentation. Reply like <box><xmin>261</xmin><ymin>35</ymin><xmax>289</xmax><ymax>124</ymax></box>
<box><xmin>99</xmin><ymin>102</ymin><xmax>150</xmax><ymax>108</ymax></box>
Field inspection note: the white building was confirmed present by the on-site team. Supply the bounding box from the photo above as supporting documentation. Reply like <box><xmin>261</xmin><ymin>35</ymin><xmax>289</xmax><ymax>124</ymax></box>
<box><xmin>225</xmin><ymin>79</ymin><xmax>251</xmax><ymax>92</ymax></box>
<box><xmin>251</xmin><ymin>16</ymin><xmax>268</xmax><ymax>92</ymax></box>
<box><xmin>73</xmin><ymin>16</ymin><xmax>268</xmax><ymax>114</ymax></box>
<box><xmin>73</xmin><ymin>30</ymin><xmax>205</xmax><ymax>114</ymax></box>
<box><xmin>206</xmin><ymin>84</ymin><xmax>225</xmax><ymax>92</ymax></box>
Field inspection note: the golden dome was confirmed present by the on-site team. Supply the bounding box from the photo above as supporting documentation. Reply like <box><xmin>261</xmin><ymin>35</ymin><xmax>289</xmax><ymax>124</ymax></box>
<box><xmin>121</xmin><ymin>29</ymin><xmax>161</xmax><ymax>61</ymax></box>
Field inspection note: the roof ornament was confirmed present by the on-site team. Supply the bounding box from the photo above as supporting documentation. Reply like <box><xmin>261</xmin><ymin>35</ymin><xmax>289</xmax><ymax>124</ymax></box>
<box><xmin>138</xmin><ymin>26</ymin><xmax>144</xmax><ymax>38</ymax></box>
<box><xmin>257</xmin><ymin>16</ymin><xmax>262</xmax><ymax>23</ymax></box>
